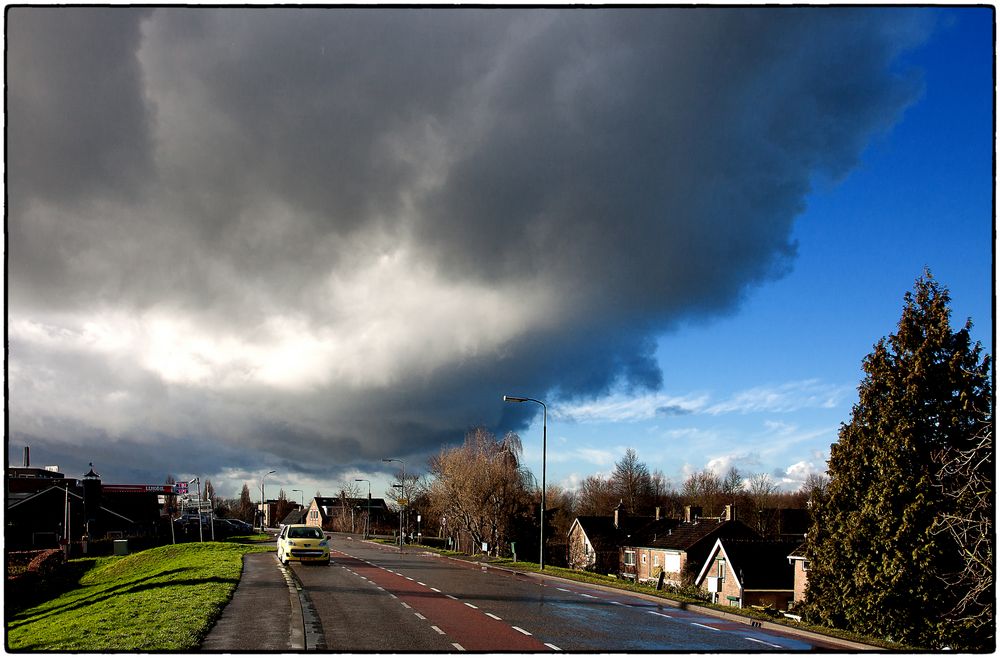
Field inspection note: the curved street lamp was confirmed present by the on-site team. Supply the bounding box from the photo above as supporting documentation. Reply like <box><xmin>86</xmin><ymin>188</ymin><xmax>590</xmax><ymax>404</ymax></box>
<box><xmin>382</xmin><ymin>458</ymin><xmax>405</xmax><ymax>549</ymax></box>
<box><xmin>260</xmin><ymin>470</ymin><xmax>276</xmax><ymax>531</ymax></box>
<box><xmin>355</xmin><ymin>479</ymin><xmax>371</xmax><ymax>539</ymax></box>
<box><xmin>503</xmin><ymin>395</ymin><xmax>547</xmax><ymax>570</ymax></box>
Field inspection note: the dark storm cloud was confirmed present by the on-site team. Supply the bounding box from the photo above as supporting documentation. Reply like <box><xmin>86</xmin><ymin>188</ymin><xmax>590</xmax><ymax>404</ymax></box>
<box><xmin>7</xmin><ymin>8</ymin><xmax>930</xmax><ymax>492</ymax></box>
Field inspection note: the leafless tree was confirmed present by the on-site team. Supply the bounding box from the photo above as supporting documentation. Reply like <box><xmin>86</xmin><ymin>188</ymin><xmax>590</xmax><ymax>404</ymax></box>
<box><xmin>682</xmin><ymin>469</ymin><xmax>723</xmax><ymax>515</ymax></box>
<box><xmin>575</xmin><ymin>474</ymin><xmax>617</xmax><ymax>516</ymax></box>
<box><xmin>611</xmin><ymin>448</ymin><xmax>654</xmax><ymax>514</ymax></box>
<box><xmin>428</xmin><ymin>427</ymin><xmax>532</xmax><ymax>556</ymax></box>
<box><xmin>932</xmin><ymin>414</ymin><xmax>993</xmax><ymax>638</ymax></box>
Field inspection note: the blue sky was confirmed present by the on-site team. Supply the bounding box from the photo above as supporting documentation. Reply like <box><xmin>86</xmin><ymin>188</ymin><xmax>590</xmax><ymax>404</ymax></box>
<box><xmin>516</xmin><ymin>8</ymin><xmax>994</xmax><ymax>493</ymax></box>
<box><xmin>7</xmin><ymin>8</ymin><xmax>994</xmax><ymax>502</ymax></box>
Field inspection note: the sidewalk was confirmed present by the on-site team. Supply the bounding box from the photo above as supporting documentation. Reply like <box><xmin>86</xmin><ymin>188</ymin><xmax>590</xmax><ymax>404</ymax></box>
<box><xmin>200</xmin><ymin>552</ymin><xmax>304</xmax><ymax>651</ymax></box>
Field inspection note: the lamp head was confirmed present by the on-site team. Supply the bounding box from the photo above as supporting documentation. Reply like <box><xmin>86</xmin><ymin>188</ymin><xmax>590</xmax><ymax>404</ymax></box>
<box><xmin>503</xmin><ymin>395</ymin><xmax>528</xmax><ymax>403</ymax></box>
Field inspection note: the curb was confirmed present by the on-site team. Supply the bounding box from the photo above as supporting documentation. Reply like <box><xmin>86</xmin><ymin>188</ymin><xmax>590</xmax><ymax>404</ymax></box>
<box><xmin>275</xmin><ymin>555</ymin><xmax>306</xmax><ymax>650</ymax></box>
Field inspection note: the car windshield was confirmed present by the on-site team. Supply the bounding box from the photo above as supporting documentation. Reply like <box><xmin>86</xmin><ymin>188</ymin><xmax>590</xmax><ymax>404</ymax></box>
<box><xmin>288</xmin><ymin>527</ymin><xmax>323</xmax><ymax>539</ymax></box>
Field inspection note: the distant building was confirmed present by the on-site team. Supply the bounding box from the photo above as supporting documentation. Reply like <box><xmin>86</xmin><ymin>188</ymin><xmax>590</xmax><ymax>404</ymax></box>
<box><xmin>305</xmin><ymin>496</ymin><xmax>393</xmax><ymax>534</ymax></box>
<box><xmin>6</xmin><ymin>452</ymin><xmax>172</xmax><ymax>551</ymax></box>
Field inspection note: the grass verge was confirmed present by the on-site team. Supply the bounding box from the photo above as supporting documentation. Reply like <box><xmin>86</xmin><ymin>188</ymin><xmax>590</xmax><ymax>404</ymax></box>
<box><xmin>6</xmin><ymin>541</ymin><xmax>272</xmax><ymax>651</ymax></box>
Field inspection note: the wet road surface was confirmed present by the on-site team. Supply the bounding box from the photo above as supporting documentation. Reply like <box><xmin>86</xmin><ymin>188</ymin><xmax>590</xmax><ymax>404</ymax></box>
<box><xmin>291</xmin><ymin>537</ymin><xmax>818</xmax><ymax>652</ymax></box>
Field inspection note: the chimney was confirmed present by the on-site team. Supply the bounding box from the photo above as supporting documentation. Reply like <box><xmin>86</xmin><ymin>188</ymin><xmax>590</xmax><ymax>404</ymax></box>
<box><xmin>655</xmin><ymin>506</ymin><xmax>661</xmax><ymax>521</ymax></box>
<box><xmin>23</xmin><ymin>446</ymin><xmax>30</xmax><ymax>468</ymax></box>
<box><xmin>684</xmin><ymin>506</ymin><xmax>702</xmax><ymax>523</ymax></box>
<box><xmin>724</xmin><ymin>504</ymin><xmax>736</xmax><ymax>521</ymax></box>
<box><xmin>614</xmin><ymin>500</ymin><xmax>625</xmax><ymax>529</ymax></box>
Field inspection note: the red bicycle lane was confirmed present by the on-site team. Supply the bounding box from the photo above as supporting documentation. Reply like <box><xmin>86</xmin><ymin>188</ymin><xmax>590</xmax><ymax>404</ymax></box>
<box><xmin>331</xmin><ymin>550</ymin><xmax>552</xmax><ymax>651</ymax></box>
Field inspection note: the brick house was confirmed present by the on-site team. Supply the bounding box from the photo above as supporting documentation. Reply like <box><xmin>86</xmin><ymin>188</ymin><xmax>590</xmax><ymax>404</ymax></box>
<box><xmin>694</xmin><ymin>538</ymin><xmax>799</xmax><ymax>609</ymax></box>
<box><xmin>787</xmin><ymin>541</ymin><xmax>809</xmax><ymax>603</ymax></box>
<box><xmin>305</xmin><ymin>496</ymin><xmax>392</xmax><ymax>533</ymax></box>
<box><xmin>620</xmin><ymin>505</ymin><xmax>759</xmax><ymax>586</ymax></box>
<box><xmin>567</xmin><ymin>503</ymin><xmax>673</xmax><ymax>573</ymax></box>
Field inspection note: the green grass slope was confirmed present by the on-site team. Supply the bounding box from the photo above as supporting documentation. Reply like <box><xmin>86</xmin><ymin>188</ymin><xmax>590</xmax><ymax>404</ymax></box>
<box><xmin>6</xmin><ymin>542</ymin><xmax>271</xmax><ymax>651</ymax></box>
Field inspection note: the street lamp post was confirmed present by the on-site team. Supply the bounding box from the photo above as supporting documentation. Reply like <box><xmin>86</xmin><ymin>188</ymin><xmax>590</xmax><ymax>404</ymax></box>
<box><xmin>355</xmin><ymin>479</ymin><xmax>371</xmax><ymax>539</ymax></box>
<box><xmin>292</xmin><ymin>489</ymin><xmax>304</xmax><ymax>525</ymax></box>
<box><xmin>260</xmin><ymin>470</ymin><xmax>276</xmax><ymax>531</ymax></box>
<box><xmin>188</xmin><ymin>477</ymin><xmax>203</xmax><ymax>543</ymax></box>
<box><xmin>382</xmin><ymin>458</ymin><xmax>404</xmax><ymax>549</ymax></box>
<box><xmin>503</xmin><ymin>395</ymin><xmax>547</xmax><ymax>570</ymax></box>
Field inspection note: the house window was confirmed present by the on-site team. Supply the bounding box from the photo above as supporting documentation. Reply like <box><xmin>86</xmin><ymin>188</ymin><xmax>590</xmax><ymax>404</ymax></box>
<box><xmin>310</xmin><ymin>510</ymin><xmax>319</xmax><ymax>520</ymax></box>
<box><xmin>641</xmin><ymin>554</ymin><xmax>647</xmax><ymax>565</ymax></box>
<box><xmin>717</xmin><ymin>558</ymin><xmax>726</xmax><ymax>583</ymax></box>
<box><xmin>624</xmin><ymin>550</ymin><xmax>636</xmax><ymax>566</ymax></box>
<box><xmin>653</xmin><ymin>555</ymin><xmax>660</xmax><ymax>567</ymax></box>
<box><xmin>801</xmin><ymin>560</ymin><xmax>810</xmax><ymax>572</ymax></box>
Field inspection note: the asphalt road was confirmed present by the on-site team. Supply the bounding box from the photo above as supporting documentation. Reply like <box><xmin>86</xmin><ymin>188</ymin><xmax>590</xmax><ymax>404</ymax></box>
<box><xmin>289</xmin><ymin>536</ymin><xmax>819</xmax><ymax>652</ymax></box>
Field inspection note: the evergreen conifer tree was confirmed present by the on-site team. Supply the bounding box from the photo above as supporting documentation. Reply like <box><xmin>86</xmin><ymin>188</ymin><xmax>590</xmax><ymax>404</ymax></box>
<box><xmin>804</xmin><ymin>271</ymin><xmax>992</xmax><ymax>650</ymax></box>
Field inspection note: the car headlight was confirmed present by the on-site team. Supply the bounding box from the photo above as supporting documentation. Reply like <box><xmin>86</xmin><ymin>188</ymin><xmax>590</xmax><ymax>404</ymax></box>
<box><xmin>320</xmin><ymin>539</ymin><xmax>329</xmax><ymax>547</ymax></box>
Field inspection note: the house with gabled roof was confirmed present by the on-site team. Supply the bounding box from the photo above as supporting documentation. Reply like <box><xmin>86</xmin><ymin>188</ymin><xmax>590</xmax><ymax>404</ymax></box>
<box><xmin>567</xmin><ymin>502</ymin><xmax>673</xmax><ymax>573</ymax></box>
<box><xmin>694</xmin><ymin>537</ymin><xmax>800</xmax><ymax>610</ymax></box>
<box><xmin>620</xmin><ymin>505</ymin><xmax>759</xmax><ymax>586</ymax></box>
<box><xmin>305</xmin><ymin>495</ymin><xmax>392</xmax><ymax>533</ymax></box>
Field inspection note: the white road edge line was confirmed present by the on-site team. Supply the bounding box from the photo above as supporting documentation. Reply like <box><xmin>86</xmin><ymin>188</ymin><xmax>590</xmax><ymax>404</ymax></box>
<box><xmin>745</xmin><ymin>637</ymin><xmax>782</xmax><ymax>648</ymax></box>
<box><xmin>511</xmin><ymin>626</ymin><xmax>532</xmax><ymax>636</ymax></box>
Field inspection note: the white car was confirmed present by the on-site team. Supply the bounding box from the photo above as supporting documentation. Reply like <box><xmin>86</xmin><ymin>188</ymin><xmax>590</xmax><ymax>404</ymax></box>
<box><xmin>277</xmin><ymin>524</ymin><xmax>331</xmax><ymax>565</ymax></box>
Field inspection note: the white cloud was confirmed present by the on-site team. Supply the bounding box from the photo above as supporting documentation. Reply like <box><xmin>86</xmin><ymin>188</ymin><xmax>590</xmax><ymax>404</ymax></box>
<box><xmin>705</xmin><ymin>379</ymin><xmax>851</xmax><ymax>415</ymax></box>
<box><xmin>778</xmin><ymin>460</ymin><xmax>828</xmax><ymax>489</ymax></box>
<box><xmin>554</xmin><ymin>392</ymin><xmax>708</xmax><ymax>423</ymax></box>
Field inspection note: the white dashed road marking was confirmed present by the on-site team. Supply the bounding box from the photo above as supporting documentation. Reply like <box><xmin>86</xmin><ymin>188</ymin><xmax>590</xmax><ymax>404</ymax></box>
<box><xmin>463</xmin><ymin>602</ymin><xmax>478</xmax><ymax>609</ymax></box>
<box><xmin>511</xmin><ymin>626</ymin><xmax>532</xmax><ymax>636</ymax></box>
<box><xmin>452</xmin><ymin>643</ymin><xmax>465</xmax><ymax>651</ymax></box>
<box><xmin>544</xmin><ymin>643</ymin><xmax>561</xmax><ymax>651</ymax></box>
<box><xmin>485</xmin><ymin>613</ymin><xmax>502</xmax><ymax>621</ymax></box>
<box><xmin>431</xmin><ymin>626</ymin><xmax>446</xmax><ymax>635</ymax></box>
<box><xmin>745</xmin><ymin>637</ymin><xmax>782</xmax><ymax>648</ymax></box>
<box><xmin>691</xmin><ymin>622</ymin><xmax>719</xmax><ymax>631</ymax></box>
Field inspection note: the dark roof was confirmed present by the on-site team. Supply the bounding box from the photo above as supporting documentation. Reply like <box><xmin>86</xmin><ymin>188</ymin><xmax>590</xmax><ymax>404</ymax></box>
<box><xmin>312</xmin><ymin>497</ymin><xmax>390</xmax><ymax>519</ymax></box>
<box><xmin>572</xmin><ymin>514</ymin><xmax>665</xmax><ymax>551</ymax></box>
<box><xmin>638</xmin><ymin>518</ymin><xmax>757</xmax><ymax>551</ymax></box>
<box><xmin>282</xmin><ymin>509</ymin><xmax>307</xmax><ymax>525</ymax></box>
<box><xmin>787</xmin><ymin>541</ymin><xmax>807</xmax><ymax>560</ymax></box>
<box><xmin>718</xmin><ymin>539</ymin><xmax>799</xmax><ymax>590</ymax></box>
